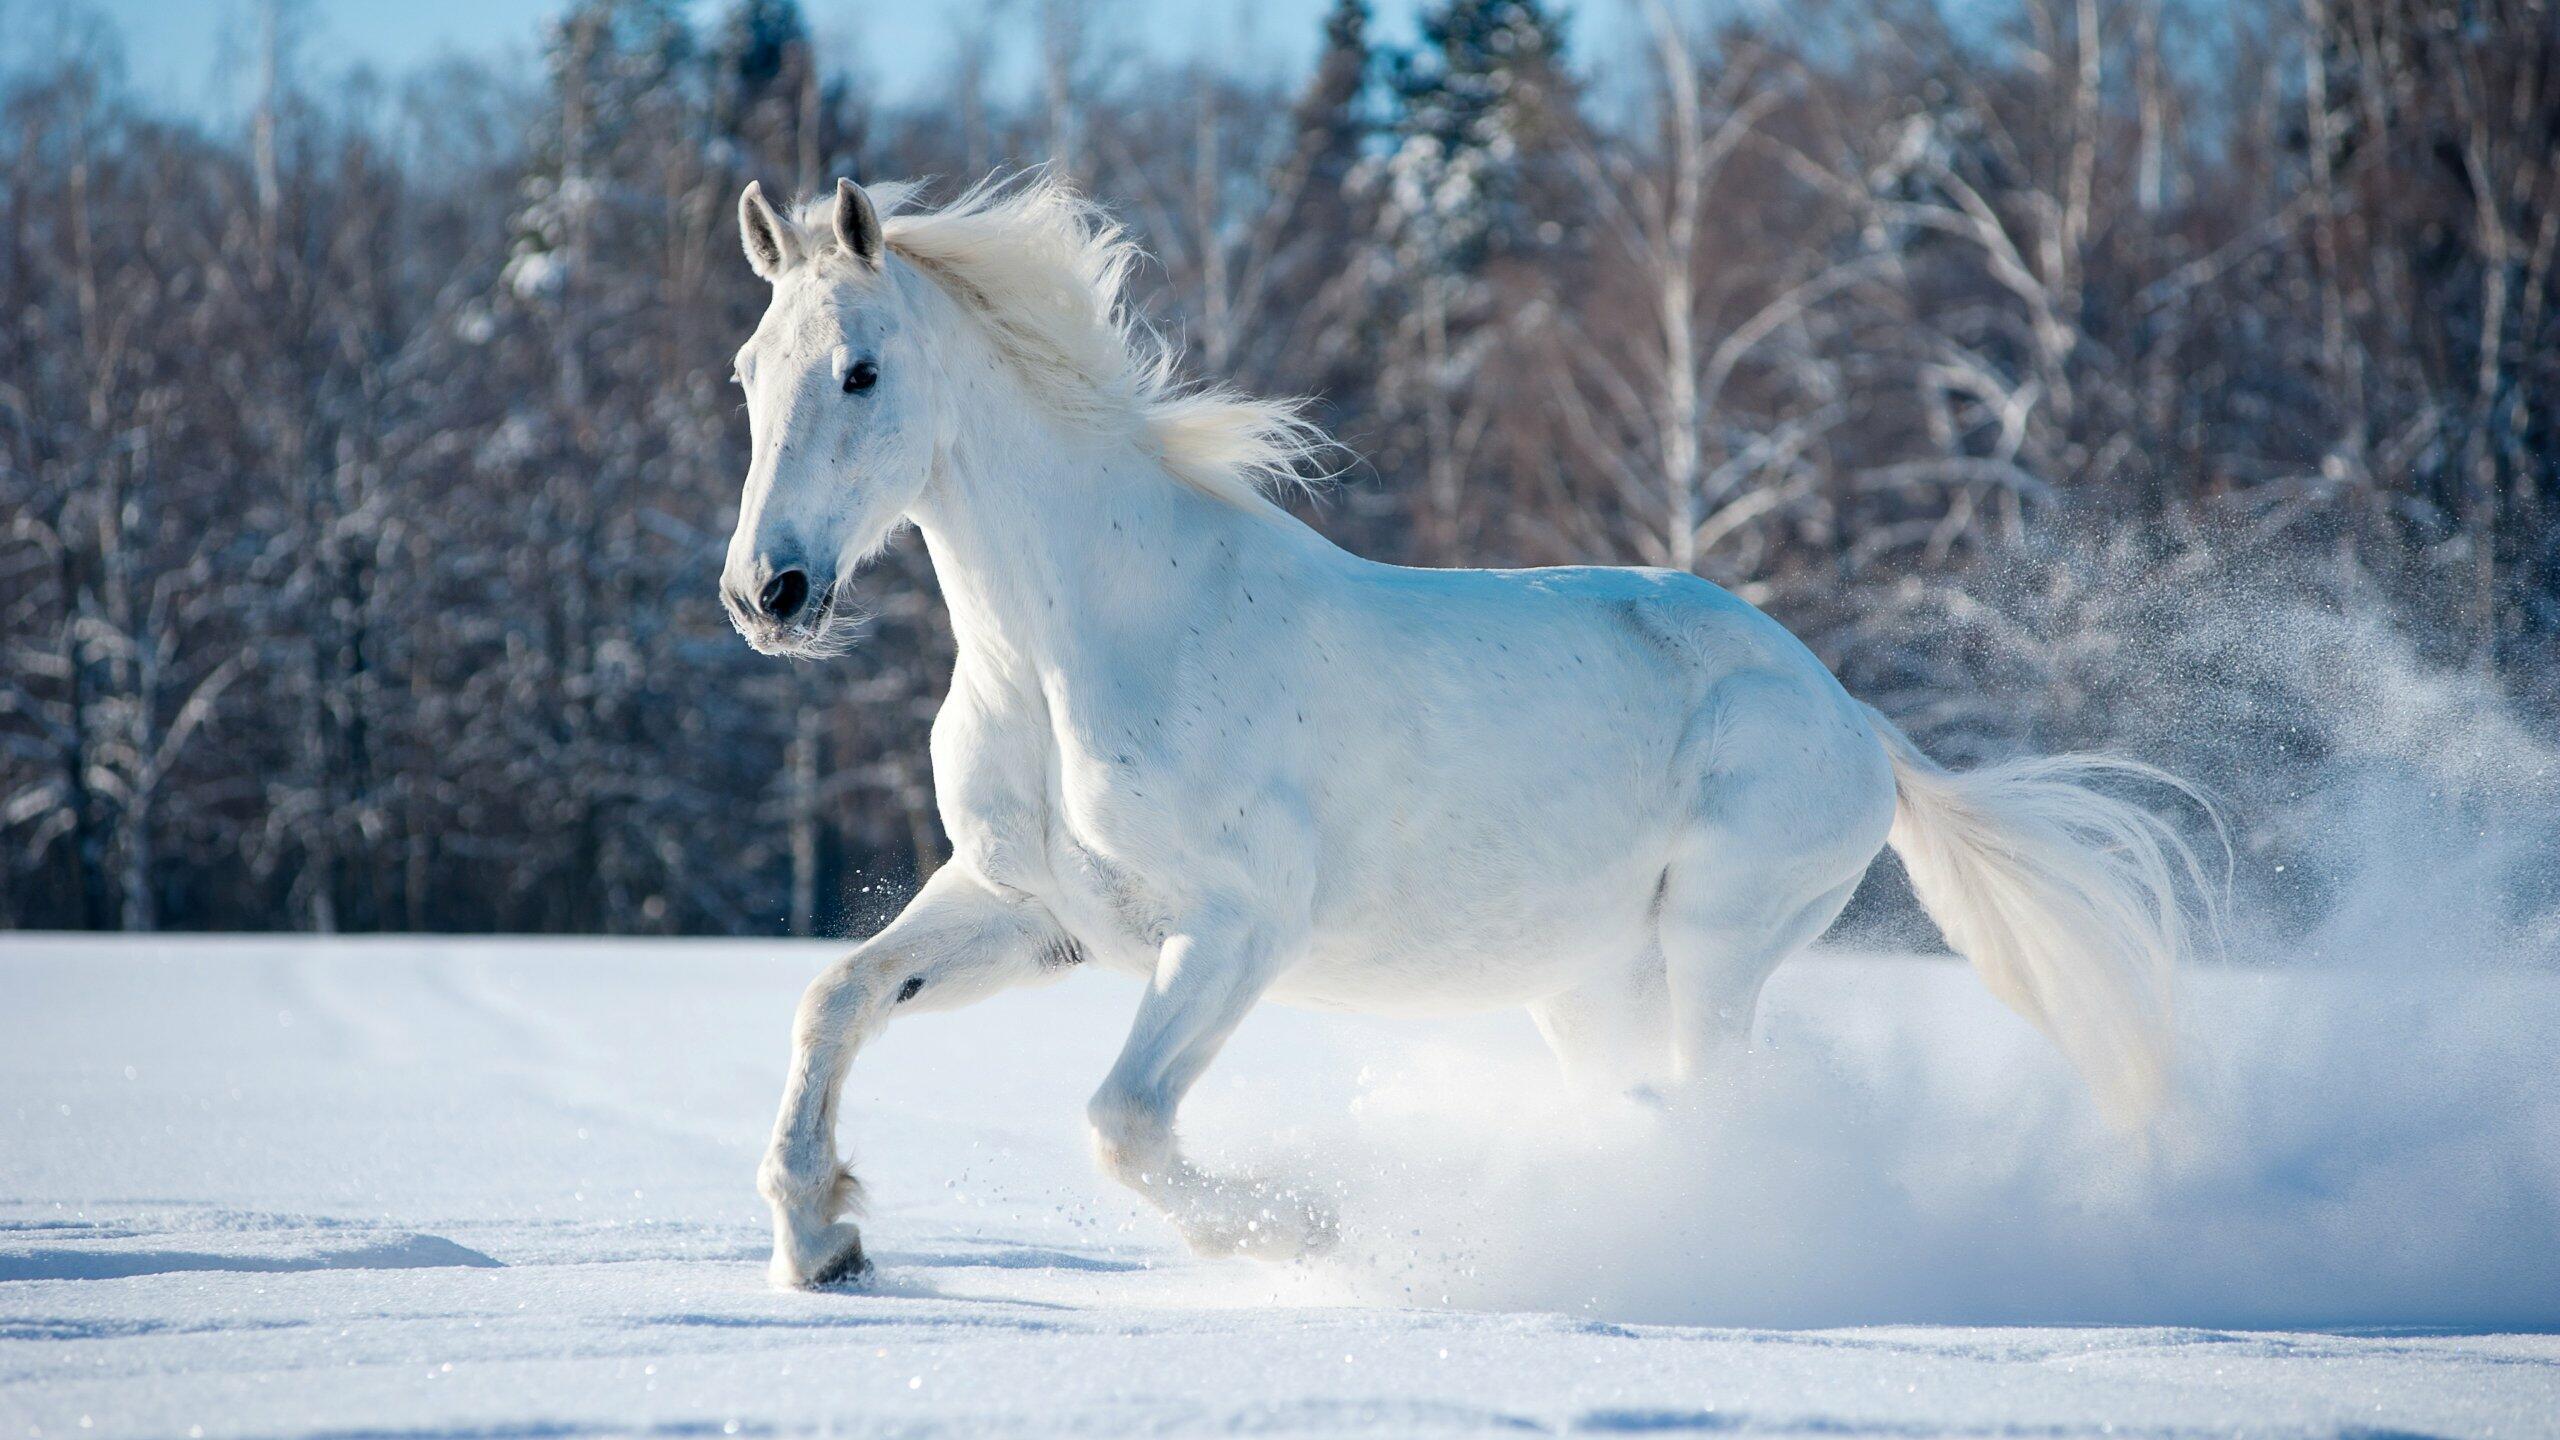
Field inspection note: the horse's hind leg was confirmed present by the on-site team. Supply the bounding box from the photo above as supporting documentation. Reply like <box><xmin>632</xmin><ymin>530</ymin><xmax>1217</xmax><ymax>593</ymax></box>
<box><xmin>1657</xmin><ymin>857</ymin><xmax>1864</xmax><ymax>1089</ymax></box>
<box><xmin>1528</xmin><ymin>952</ymin><xmax>1673</xmax><ymax>1097</ymax></box>
<box><xmin>1655</xmin><ymin>683</ymin><xmax>1894</xmax><ymax>1090</ymax></box>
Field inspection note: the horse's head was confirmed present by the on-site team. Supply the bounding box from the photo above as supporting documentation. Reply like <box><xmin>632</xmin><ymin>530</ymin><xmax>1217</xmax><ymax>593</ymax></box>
<box><xmin>720</xmin><ymin>179</ymin><xmax>933</xmax><ymax>658</ymax></box>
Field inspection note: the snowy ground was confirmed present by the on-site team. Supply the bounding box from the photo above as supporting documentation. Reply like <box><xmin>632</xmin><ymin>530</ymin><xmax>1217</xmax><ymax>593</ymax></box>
<box><xmin>3</xmin><ymin>934</ymin><xmax>2555</xmax><ymax>1438</ymax></box>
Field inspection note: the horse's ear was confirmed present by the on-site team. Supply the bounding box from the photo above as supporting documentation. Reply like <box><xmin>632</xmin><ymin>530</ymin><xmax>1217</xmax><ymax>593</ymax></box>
<box><xmin>834</xmin><ymin>178</ymin><xmax>884</xmax><ymax>271</ymax></box>
<box><xmin>739</xmin><ymin>181</ymin><xmax>797</xmax><ymax>281</ymax></box>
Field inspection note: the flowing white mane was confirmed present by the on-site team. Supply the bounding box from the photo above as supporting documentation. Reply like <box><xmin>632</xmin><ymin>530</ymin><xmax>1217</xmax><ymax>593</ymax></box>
<box><xmin>786</xmin><ymin>173</ymin><xmax>1326</xmax><ymax>514</ymax></box>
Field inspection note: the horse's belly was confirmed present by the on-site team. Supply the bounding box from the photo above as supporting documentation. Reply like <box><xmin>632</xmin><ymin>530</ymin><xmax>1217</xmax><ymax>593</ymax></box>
<box><xmin>1257</xmin><ymin>718</ymin><xmax>1685</xmax><ymax>1011</ymax></box>
<box><xmin>1270</xmin><ymin>912</ymin><xmax>1653</xmax><ymax>1013</ymax></box>
<box><xmin>1271</xmin><ymin>839</ymin><xmax>1669</xmax><ymax>1014</ymax></box>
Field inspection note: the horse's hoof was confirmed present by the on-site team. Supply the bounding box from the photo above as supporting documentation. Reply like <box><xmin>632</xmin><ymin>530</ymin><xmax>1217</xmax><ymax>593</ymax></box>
<box><xmin>771</xmin><ymin>1220</ymin><xmax>870</xmax><ymax>1290</ymax></box>
<box><xmin>808</xmin><ymin>1241</ymin><xmax>873</xmax><ymax>1288</ymax></box>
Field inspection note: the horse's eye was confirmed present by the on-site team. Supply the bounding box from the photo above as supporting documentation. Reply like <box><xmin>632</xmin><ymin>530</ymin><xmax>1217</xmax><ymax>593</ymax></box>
<box><xmin>845</xmin><ymin>360</ymin><xmax>879</xmax><ymax>394</ymax></box>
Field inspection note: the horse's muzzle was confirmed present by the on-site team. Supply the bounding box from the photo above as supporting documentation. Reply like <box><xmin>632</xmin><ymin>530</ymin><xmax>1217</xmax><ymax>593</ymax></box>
<box><xmin>724</xmin><ymin>570</ymin><xmax>846</xmax><ymax>658</ymax></box>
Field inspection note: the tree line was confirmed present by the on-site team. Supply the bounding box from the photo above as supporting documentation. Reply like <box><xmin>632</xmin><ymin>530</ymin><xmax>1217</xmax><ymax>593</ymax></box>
<box><xmin>4</xmin><ymin>0</ymin><xmax>2555</xmax><ymax>935</ymax></box>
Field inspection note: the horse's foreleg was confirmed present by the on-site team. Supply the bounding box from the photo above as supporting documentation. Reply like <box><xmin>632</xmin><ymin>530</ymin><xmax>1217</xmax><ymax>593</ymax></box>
<box><xmin>1086</xmin><ymin>924</ymin><xmax>1331</xmax><ymax>1259</ymax></box>
<box><xmin>759</xmin><ymin>863</ymin><xmax>1066</xmax><ymax>1288</ymax></box>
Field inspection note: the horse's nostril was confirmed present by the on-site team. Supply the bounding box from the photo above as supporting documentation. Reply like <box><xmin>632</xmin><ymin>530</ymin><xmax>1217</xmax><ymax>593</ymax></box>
<box><xmin>759</xmin><ymin>569</ymin><xmax>811</xmax><ymax>622</ymax></box>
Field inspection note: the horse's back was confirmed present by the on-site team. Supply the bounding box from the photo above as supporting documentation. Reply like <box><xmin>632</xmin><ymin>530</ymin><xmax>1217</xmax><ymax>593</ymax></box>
<box><xmin>1321</xmin><ymin>557</ymin><xmax>1872</xmax><ymax>787</ymax></box>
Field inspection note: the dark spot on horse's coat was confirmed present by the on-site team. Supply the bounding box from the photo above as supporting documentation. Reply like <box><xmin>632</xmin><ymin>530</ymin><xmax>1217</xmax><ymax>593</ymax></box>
<box><xmin>896</xmin><ymin>975</ymin><xmax>925</xmax><ymax>1003</ymax></box>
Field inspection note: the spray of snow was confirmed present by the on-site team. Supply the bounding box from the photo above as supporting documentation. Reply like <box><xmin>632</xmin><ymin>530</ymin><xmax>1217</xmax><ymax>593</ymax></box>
<box><xmin>1226</xmin><ymin>593</ymin><xmax>2560</xmax><ymax>1329</ymax></box>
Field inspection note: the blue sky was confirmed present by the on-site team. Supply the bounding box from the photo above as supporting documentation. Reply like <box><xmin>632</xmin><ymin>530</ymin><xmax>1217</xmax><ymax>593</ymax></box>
<box><xmin>72</xmin><ymin>0</ymin><xmax>1463</xmax><ymax>116</ymax></box>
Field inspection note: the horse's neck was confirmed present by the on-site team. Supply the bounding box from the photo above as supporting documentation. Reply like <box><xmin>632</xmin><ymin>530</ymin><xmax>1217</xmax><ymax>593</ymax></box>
<box><xmin>905</xmin><ymin>395</ymin><xmax>1277</xmax><ymax>692</ymax></box>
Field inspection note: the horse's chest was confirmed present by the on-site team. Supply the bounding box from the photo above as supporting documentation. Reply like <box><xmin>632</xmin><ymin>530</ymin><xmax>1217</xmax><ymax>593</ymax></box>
<box><xmin>1012</xmin><ymin>811</ymin><xmax>1186</xmax><ymax>979</ymax></box>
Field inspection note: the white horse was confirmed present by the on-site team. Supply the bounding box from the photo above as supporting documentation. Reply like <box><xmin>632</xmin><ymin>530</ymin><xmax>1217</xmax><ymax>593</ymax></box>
<box><xmin>721</xmin><ymin>174</ymin><xmax>2213</xmax><ymax>1288</ymax></box>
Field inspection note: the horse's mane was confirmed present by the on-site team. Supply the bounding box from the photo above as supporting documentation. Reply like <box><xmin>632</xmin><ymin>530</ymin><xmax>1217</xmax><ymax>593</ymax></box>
<box><xmin>788</xmin><ymin>173</ymin><xmax>1325</xmax><ymax>516</ymax></box>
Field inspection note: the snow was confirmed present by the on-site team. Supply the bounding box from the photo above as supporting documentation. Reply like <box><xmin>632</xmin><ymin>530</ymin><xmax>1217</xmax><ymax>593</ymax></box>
<box><xmin>4</xmin><ymin>934</ymin><xmax>2555</xmax><ymax>1438</ymax></box>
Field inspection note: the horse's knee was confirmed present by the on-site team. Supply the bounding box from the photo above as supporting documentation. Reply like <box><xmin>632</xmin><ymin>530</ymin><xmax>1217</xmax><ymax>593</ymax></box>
<box><xmin>791</xmin><ymin>951</ymin><xmax>880</xmax><ymax>1044</ymax></box>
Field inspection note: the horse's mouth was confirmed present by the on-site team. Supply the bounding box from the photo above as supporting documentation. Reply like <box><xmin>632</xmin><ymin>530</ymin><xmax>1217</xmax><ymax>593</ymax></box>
<box><xmin>738</xmin><ymin>583</ymin><xmax>861</xmax><ymax>660</ymax></box>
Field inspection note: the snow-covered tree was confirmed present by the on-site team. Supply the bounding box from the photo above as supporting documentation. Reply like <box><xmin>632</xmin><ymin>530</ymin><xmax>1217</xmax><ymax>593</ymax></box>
<box><xmin>1366</xmin><ymin>0</ymin><xmax>1577</xmax><ymax>556</ymax></box>
<box><xmin>6</xmin><ymin>0</ymin><xmax>2560</xmax><ymax>933</ymax></box>
<box><xmin>1380</xmin><ymin>0</ymin><xmax>1572</xmax><ymax>282</ymax></box>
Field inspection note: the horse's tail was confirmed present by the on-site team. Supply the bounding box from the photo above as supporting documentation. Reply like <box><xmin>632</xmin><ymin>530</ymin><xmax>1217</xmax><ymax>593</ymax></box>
<box><xmin>1863</xmin><ymin>707</ymin><xmax>2222</xmax><ymax>1131</ymax></box>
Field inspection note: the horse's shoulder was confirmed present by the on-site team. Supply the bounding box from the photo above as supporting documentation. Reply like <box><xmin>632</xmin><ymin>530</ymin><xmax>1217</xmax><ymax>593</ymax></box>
<box><xmin>926</xmin><ymin>664</ymin><xmax>1055</xmax><ymax>875</ymax></box>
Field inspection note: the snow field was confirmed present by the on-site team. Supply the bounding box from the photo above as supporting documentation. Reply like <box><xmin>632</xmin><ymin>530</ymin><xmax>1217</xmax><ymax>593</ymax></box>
<box><xmin>2</xmin><ymin>934</ymin><xmax>2555</xmax><ymax>1438</ymax></box>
